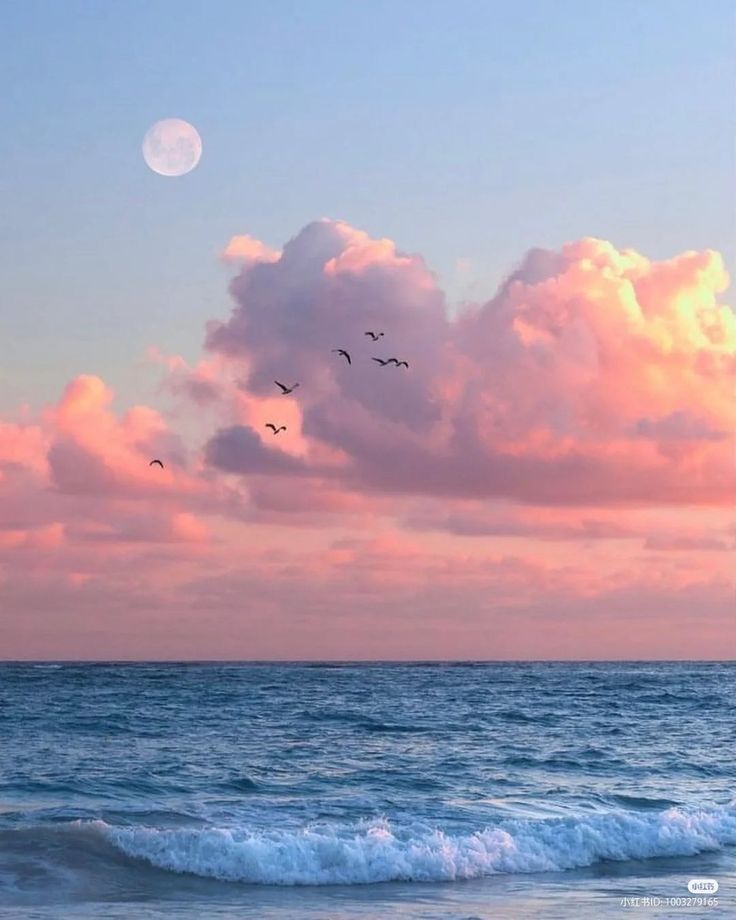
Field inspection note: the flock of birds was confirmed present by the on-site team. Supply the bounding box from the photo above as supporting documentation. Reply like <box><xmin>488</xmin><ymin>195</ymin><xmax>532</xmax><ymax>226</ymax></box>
<box><xmin>149</xmin><ymin>330</ymin><xmax>408</xmax><ymax>466</ymax></box>
<box><xmin>267</xmin><ymin>331</ymin><xmax>409</xmax><ymax>435</ymax></box>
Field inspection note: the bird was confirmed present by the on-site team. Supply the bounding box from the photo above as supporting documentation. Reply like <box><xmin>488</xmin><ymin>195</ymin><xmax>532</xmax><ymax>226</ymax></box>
<box><xmin>265</xmin><ymin>423</ymin><xmax>287</xmax><ymax>434</ymax></box>
<box><xmin>332</xmin><ymin>349</ymin><xmax>352</xmax><ymax>365</ymax></box>
<box><xmin>365</xmin><ymin>331</ymin><xmax>384</xmax><ymax>342</ymax></box>
<box><xmin>275</xmin><ymin>380</ymin><xmax>300</xmax><ymax>395</ymax></box>
<box><xmin>372</xmin><ymin>357</ymin><xmax>391</xmax><ymax>366</ymax></box>
<box><xmin>387</xmin><ymin>358</ymin><xmax>409</xmax><ymax>368</ymax></box>
<box><xmin>149</xmin><ymin>459</ymin><xmax>164</xmax><ymax>469</ymax></box>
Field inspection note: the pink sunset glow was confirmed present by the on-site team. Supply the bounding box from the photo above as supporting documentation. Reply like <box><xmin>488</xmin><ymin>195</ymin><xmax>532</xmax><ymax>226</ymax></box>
<box><xmin>1</xmin><ymin>221</ymin><xmax>733</xmax><ymax>659</ymax></box>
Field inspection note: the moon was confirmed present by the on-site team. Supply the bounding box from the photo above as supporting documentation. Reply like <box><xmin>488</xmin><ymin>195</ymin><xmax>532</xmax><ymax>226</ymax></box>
<box><xmin>142</xmin><ymin>118</ymin><xmax>202</xmax><ymax>177</ymax></box>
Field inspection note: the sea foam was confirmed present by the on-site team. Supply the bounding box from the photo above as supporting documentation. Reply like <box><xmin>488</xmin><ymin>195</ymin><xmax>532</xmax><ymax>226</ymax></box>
<box><xmin>99</xmin><ymin>807</ymin><xmax>736</xmax><ymax>886</ymax></box>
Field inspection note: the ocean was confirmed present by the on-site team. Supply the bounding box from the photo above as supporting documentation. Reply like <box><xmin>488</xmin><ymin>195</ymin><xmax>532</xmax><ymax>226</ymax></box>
<box><xmin>0</xmin><ymin>662</ymin><xmax>732</xmax><ymax>919</ymax></box>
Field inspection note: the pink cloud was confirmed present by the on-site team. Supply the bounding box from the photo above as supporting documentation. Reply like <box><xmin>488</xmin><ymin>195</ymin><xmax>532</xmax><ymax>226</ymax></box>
<box><xmin>220</xmin><ymin>234</ymin><xmax>281</xmax><ymax>266</ymax></box>
<box><xmin>643</xmin><ymin>534</ymin><xmax>733</xmax><ymax>553</ymax></box>
<box><xmin>45</xmin><ymin>375</ymin><xmax>202</xmax><ymax>499</ymax></box>
<box><xmin>0</xmin><ymin>420</ymin><xmax>48</xmax><ymax>475</ymax></box>
<box><xmin>1</xmin><ymin>527</ymin><xmax>731</xmax><ymax>659</ymax></box>
<box><xmin>1</xmin><ymin>220</ymin><xmax>734</xmax><ymax>658</ymax></box>
<box><xmin>70</xmin><ymin>512</ymin><xmax>210</xmax><ymax>545</ymax></box>
<box><xmin>200</xmin><ymin>223</ymin><xmax>734</xmax><ymax>508</ymax></box>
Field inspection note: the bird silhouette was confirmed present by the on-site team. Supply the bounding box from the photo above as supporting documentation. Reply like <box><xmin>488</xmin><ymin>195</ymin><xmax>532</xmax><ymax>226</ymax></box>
<box><xmin>372</xmin><ymin>357</ymin><xmax>391</xmax><ymax>366</ymax></box>
<box><xmin>149</xmin><ymin>459</ymin><xmax>164</xmax><ymax>469</ymax></box>
<box><xmin>275</xmin><ymin>380</ymin><xmax>300</xmax><ymax>395</ymax></box>
<box><xmin>332</xmin><ymin>349</ymin><xmax>352</xmax><ymax>365</ymax></box>
<box><xmin>387</xmin><ymin>358</ymin><xmax>409</xmax><ymax>368</ymax></box>
<box><xmin>365</xmin><ymin>331</ymin><xmax>384</xmax><ymax>342</ymax></box>
<box><xmin>265</xmin><ymin>423</ymin><xmax>287</xmax><ymax>434</ymax></box>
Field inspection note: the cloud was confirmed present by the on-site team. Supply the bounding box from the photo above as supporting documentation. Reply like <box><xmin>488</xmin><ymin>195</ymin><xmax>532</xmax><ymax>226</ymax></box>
<box><xmin>1</xmin><ymin>220</ymin><xmax>734</xmax><ymax>658</ymax></box>
<box><xmin>0</xmin><ymin>420</ymin><xmax>48</xmax><ymax>475</ymax></box>
<box><xmin>403</xmin><ymin>504</ymin><xmax>639</xmax><ymax>541</ymax></box>
<box><xmin>205</xmin><ymin>424</ymin><xmax>305</xmax><ymax>476</ymax></box>
<box><xmin>45</xmin><ymin>375</ymin><xmax>197</xmax><ymax>498</ymax></box>
<box><xmin>643</xmin><ymin>534</ymin><xmax>732</xmax><ymax>553</ymax></box>
<box><xmin>1</xmin><ymin>525</ymin><xmax>732</xmax><ymax>659</ymax></box>
<box><xmin>70</xmin><ymin>512</ymin><xmax>210</xmax><ymax>545</ymax></box>
<box><xmin>631</xmin><ymin>410</ymin><xmax>728</xmax><ymax>442</ymax></box>
<box><xmin>202</xmin><ymin>222</ymin><xmax>735</xmax><ymax>507</ymax></box>
<box><xmin>220</xmin><ymin>234</ymin><xmax>281</xmax><ymax>266</ymax></box>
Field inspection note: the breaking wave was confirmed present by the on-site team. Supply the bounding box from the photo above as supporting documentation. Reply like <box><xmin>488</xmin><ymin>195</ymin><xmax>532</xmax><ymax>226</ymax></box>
<box><xmin>96</xmin><ymin>806</ymin><xmax>736</xmax><ymax>886</ymax></box>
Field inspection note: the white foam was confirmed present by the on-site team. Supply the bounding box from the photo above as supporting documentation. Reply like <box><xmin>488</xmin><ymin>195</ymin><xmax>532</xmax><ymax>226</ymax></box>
<box><xmin>98</xmin><ymin>807</ymin><xmax>736</xmax><ymax>886</ymax></box>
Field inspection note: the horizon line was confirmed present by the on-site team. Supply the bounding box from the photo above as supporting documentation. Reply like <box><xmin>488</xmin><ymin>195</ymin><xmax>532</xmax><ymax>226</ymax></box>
<box><xmin>1</xmin><ymin>658</ymin><xmax>733</xmax><ymax>665</ymax></box>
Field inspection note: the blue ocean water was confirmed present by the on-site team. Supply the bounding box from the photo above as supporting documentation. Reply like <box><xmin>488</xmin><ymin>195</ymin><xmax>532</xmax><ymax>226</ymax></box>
<box><xmin>0</xmin><ymin>662</ymin><xmax>733</xmax><ymax>919</ymax></box>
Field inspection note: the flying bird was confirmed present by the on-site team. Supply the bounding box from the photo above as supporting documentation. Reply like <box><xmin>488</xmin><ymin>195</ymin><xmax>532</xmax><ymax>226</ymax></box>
<box><xmin>387</xmin><ymin>358</ymin><xmax>409</xmax><ymax>368</ymax></box>
<box><xmin>149</xmin><ymin>459</ymin><xmax>164</xmax><ymax>469</ymax></box>
<box><xmin>332</xmin><ymin>349</ymin><xmax>352</xmax><ymax>365</ymax></box>
<box><xmin>364</xmin><ymin>331</ymin><xmax>384</xmax><ymax>341</ymax></box>
<box><xmin>265</xmin><ymin>424</ymin><xmax>287</xmax><ymax>434</ymax></box>
<box><xmin>372</xmin><ymin>357</ymin><xmax>391</xmax><ymax>366</ymax></box>
<box><xmin>275</xmin><ymin>380</ymin><xmax>300</xmax><ymax>395</ymax></box>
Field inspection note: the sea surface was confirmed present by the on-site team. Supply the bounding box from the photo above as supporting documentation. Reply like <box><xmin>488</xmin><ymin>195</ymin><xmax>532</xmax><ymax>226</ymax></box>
<box><xmin>0</xmin><ymin>662</ymin><xmax>733</xmax><ymax>919</ymax></box>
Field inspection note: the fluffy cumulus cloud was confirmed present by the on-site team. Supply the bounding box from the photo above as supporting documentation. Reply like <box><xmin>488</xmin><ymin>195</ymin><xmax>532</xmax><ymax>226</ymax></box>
<box><xmin>1</xmin><ymin>220</ymin><xmax>734</xmax><ymax>658</ymax></box>
<box><xmin>204</xmin><ymin>220</ymin><xmax>735</xmax><ymax>507</ymax></box>
<box><xmin>220</xmin><ymin>234</ymin><xmax>281</xmax><ymax>266</ymax></box>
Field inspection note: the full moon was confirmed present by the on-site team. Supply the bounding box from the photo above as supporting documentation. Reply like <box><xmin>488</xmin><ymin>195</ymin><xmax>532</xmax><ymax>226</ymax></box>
<box><xmin>142</xmin><ymin>118</ymin><xmax>202</xmax><ymax>177</ymax></box>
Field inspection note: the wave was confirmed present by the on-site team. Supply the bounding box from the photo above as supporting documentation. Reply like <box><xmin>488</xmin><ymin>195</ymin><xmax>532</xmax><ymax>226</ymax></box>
<box><xmin>94</xmin><ymin>806</ymin><xmax>736</xmax><ymax>886</ymax></box>
<box><xmin>297</xmin><ymin>710</ymin><xmax>427</xmax><ymax>734</ymax></box>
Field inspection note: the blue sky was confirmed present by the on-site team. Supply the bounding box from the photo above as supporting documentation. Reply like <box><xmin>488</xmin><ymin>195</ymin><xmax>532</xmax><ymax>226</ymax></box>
<box><xmin>1</xmin><ymin>0</ymin><xmax>733</xmax><ymax>410</ymax></box>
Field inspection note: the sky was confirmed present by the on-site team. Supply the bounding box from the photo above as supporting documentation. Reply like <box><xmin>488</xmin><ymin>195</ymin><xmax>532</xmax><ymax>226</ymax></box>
<box><xmin>0</xmin><ymin>1</ymin><xmax>734</xmax><ymax>659</ymax></box>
